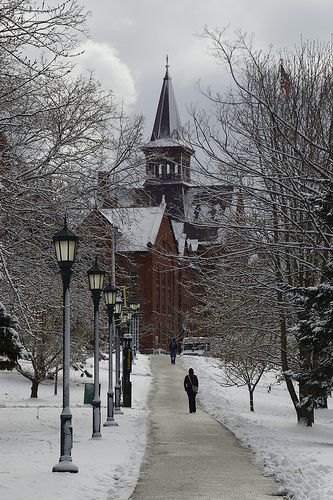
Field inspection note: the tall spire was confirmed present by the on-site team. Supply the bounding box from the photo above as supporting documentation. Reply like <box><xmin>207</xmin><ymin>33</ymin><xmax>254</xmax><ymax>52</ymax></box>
<box><xmin>150</xmin><ymin>58</ymin><xmax>182</xmax><ymax>141</ymax></box>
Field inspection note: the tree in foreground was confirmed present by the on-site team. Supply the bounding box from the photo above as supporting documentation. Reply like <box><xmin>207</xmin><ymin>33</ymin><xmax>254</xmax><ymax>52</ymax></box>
<box><xmin>0</xmin><ymin>0</ymin><xmax>143</xmax><ymax>396</ymax></box>
<box><xmin>188</xmin><ymin>30</ymin><xmax>333</xmax><ymax>425</ymax></box>
<box><xmin>286</xmin><ymin>184</ymin><xmax>333</xmax><ymax>424</ymax></box>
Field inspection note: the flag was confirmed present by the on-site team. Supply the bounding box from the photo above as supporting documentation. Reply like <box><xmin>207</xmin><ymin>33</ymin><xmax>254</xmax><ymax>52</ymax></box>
<box><xmin>280</xmin><ymin>62</ymin><xmax>291</xmax><ymax>95</ymax></box>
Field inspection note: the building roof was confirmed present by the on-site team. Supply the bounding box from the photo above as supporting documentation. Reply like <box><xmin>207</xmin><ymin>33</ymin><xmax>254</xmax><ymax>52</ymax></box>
<box><xmin>99</xmin><ymin>203</ymin><xmax>166</xmax><ymax>252</ymax></box>
<box><xmin>150</xmin><ymin>65</ymin><xmax>182</xmax><ymax>142</ymax></box>
<box><xmin>171</xmin><ymin>220</ymin><xmax>187</xmax><ymax>256</ymax></box>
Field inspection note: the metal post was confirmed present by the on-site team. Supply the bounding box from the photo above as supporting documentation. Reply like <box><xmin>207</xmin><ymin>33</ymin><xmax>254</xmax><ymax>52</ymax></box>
<box><xmin>92</xmin><ymin>291</ymin><xmax>102</xmax><ymax>437</ymax></box>
<box><xmin>53</xmin><ymin>267</ymin><xmax>78</xmax><ymax>473</ymax></box>
<box><xmin>122</xmin><ymin>334</ymin><xmax>132</xmax><ymax>407</ymax></box>
<box><xmin>132</xmin><ymin>314</ymin><xmax>137</xmax><ymax>360</ymax></box>
<box><xmin>104</xmin><ymin>308</ymin><xmax>118</xmax><ymax>426</ymax></box>
<box><xmin>137</xmin><ymin>314</ymin><xmax>140</xmax><ymax>353</ymax></box>
<box><xmin>114</xmin><ymin>316</ymin><xmax>123</xmax><ymax>414</ymax></box>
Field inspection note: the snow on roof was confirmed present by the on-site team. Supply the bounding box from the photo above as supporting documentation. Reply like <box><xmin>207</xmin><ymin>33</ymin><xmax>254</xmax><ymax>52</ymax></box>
<box><xmin>187</xmin><ymin>239</ymin><xmax>199</xmax><ymax>252</ymax></box>
<box><xmin>171</xmin><ymin>220</ymin><xmax>186</xmax><ymax>256</ymax></box>
<box><xmin>100</xmin><ymin>204</ymin><xmax>166</xmax><ymax>252</ymax></box>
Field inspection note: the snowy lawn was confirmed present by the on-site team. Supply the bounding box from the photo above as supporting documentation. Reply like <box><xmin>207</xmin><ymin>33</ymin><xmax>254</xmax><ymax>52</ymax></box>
<box><xmin>0</xmin><ymin>354</ymin><xmax>152</xmax><ymax>500</ymax></box>
<box><xmin>182</xmin><ymin>354</ymin><xmax>333</xmax><ymax>500</ymax></box>
<box><xmin>2</xmin><ymin>352</ymin><xmax>333</xmax><ymax>500</ymax></box>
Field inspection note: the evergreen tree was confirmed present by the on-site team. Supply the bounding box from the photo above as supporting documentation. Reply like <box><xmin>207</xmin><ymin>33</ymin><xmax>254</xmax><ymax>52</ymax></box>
<box><xmin>287</xmin><ymin>183</ymin><xmax>333</xmax><ymax>425</ymax></box>
<box><xmin>0</xmin><ymin>302</ymin><xmax>21</xmax><ymax>370</ymax></box>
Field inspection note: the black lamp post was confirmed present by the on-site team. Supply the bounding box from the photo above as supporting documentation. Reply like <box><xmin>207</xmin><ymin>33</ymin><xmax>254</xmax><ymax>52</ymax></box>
<box><xmin>122</xmin><ymin>308</ymin><xmax>133</xmax><ymax>408</ymax></box>
<box><xmin>113</xmin><ymin>295</ymin><xmax>123</xmax><ymax>414</ymax></box>
<box><xmin>52</xmin><ymin>217</ymin><xmax>79</xmax><ymax>473</ymax></box>
<box><xmin>129</xmin><ymin>298</ymin><xmax>140</xmax><ymax>358</ymax></box>
<box><xmin>87</xmin><ymin>259</ymin><xmax>106</xmax><ymax>438</ymax></box>
<box><xmin>103</xmin><ymin>283</ymin><xmax>118</xmax><ymax>427</ymax></box>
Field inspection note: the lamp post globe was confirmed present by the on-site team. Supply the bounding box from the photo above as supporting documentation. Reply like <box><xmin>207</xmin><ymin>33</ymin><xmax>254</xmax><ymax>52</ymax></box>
<box><xmin>103</xmin><ymin>283</ymin><xmax>118</xmax><ymax>308</ymax></box>
<box><xmin>87</xmin><ymin>259</ymin><xmax>106</xmax><ymax>438</ymax></box>
<box><xmin>113</xmin><ymin>295</ymin><xmax>123</xmax><ymax>414</ymax></box>
<box><xmin>129</xmin><ymin>298</ymin><xmax>140</xmax><ymax>312</ymax></box>
<box><xmin>103</xmin><ymin>283</ymin><xmax>118</xmax><ymax>427</ymax></box>
<box><xmin>52</xmin><ymin>217</ymin><xmax>79</xmax><ymax>473</ymax></box>
<box><xmin>88</xmin><ymin>259</ymin><xmax>106</xmax><ymax>292</ymax></box>
<box><xmin>114</xmin><ymin>295</ymin><xmax>123</xmax><ymax>318</ymax></box>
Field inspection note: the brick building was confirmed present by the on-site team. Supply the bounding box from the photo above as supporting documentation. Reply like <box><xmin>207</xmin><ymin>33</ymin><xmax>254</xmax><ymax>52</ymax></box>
<box><xmin>91</xmin><ymin>63</ymin><xmax>235</xmax><ymax>351</ymax></box>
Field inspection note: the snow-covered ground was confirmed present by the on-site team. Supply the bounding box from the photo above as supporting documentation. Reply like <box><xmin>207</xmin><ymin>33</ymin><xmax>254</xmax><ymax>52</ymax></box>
<box><xmin>182</xmin><ymin>355</ymin><xmax>333</xmax><ymax>500</ymax></box>
<box><xmin>2</xmin><ymin>353</ymin><xmax>333</xmax><ymax>500</ymax></box>
<box><xmin>0</xmin><ymin>354</ymin><xmax>152</xmax><ymax>500</ymax></box>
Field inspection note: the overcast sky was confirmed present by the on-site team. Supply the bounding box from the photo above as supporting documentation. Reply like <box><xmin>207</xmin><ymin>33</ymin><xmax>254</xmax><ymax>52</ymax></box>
<box><xmin>77</xmin><ymin>0</ymin><xmax>333</xmax><ymax>137</ymax></box>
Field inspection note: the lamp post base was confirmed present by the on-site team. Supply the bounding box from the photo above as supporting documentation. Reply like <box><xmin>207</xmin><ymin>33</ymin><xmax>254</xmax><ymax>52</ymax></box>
<box><xmin>103</xmin><ymin>417</ymin><xmax>118</xmax><ymax>426</ymax></box>
<box><xmin>52</xmin><ymin>459</ymin><xmax>79</xmax><ymax>473</ymax></box>
<box><xmin>104</xmin><ymin>390</ymin><xmax>118</xmax><ymax>426</ymax></box>
<box><xmin>114</xmin><ymin>384</ymin><xmax>123</xmax><ymax>414</ymax></box>
<box><xmin>92</xmin><ymin>398</ymin><xmax>102</xmax><ymax>438</ymax></box>
<box><xmin>92</xmin><ymin>432</ymin><xmax>102</xmax><ymax>438</ymax></box>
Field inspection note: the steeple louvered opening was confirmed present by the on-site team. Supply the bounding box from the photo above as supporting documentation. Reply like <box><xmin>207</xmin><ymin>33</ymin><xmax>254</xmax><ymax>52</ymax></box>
<box><xmin>145</xmin><ymin>148</ymin><xmax>191</xmax><ymax>184</ymax></box>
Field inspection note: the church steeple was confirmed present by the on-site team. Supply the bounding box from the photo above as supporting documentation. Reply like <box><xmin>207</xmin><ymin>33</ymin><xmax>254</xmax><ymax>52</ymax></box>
<box><xmin>150</xmin><ymin>57</ymin><xmax>182</xmax><ymax>142</ymax></box>
<box><xmin>142</xmin><ymin>61</ymin><xmax>194</xmax><ymax>220</ymax></box>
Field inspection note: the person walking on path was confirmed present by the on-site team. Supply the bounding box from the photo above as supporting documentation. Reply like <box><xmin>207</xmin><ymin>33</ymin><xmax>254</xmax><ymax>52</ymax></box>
<box><xmin>169</xmin><ymin>338</ymin><xmax>177</xmax><ymax>364</ymax></box>
<box><xmin>184</xmin><ymin>367</ymin><xmax>198</xmax><ymax>413</ymax></box>
<box><xmin>131</xmin><ymin>355</ymin><xmax>279</xmax><ymax>499</ymax></box>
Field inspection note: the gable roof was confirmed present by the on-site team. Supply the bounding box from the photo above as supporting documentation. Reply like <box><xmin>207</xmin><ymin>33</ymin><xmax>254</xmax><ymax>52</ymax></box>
<box><xmin>171</xmin><ymin>220</ymin><xmax>187</xmax><ymax>256</ymax></box>
<box><xmin>99</xmin><ymin>204</ymin><xmax>166</xmax><ymax>252</ymax></box>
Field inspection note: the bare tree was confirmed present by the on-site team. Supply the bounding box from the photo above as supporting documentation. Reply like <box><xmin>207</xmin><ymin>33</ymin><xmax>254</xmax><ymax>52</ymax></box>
<box><xmin>187</xmin><ymin>30</ymin><xmax>333</xmax><ymax>425</ymax></box>
<box><xmin>0</xmin><ymin>1</ymin><xmax>144</xmax><ymax>396</ymax></box>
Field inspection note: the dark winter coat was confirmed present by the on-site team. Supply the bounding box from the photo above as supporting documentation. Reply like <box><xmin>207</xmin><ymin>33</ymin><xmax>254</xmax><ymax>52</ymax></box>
<box><xmin>184</xmin><ymin>374</ymin><xmax>198</xmax><ymax>393</ymax></box>
<box><xmin>169</xmin><ymin>340</ymin><xmax>177</xmax><ymax>354</ymax></box>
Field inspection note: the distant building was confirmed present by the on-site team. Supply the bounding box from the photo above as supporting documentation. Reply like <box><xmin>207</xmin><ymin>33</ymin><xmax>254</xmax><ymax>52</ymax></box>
<box><xmin>91</xmin><ymin>64</ymin><xmax>236</xmax><ymax>351</ymax></box>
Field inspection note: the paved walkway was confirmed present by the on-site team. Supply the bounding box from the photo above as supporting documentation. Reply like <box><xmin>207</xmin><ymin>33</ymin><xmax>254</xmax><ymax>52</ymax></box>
<box><xmin>130</xmin><ymin>355</ymin><xmax>279</xmax><ymax>500</ymax></box>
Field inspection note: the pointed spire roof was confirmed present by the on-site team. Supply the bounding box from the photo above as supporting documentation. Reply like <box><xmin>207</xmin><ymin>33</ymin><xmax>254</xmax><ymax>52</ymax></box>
<box><xmin>150</xmin><ymin>57</ymin><xmax>182</xmax><ymax>142</ymax></box>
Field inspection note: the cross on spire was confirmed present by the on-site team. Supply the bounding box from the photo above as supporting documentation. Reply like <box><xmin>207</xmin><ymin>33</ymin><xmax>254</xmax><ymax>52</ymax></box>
<box><xmin>165</xmin><ymin>54</ymin><xmax>169</xmax><ymax>75</ymax></box>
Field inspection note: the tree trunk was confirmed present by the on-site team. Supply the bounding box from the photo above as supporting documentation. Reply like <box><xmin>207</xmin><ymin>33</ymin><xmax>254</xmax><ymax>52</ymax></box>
<box><xmin>249</xmin><ymin>387</ymin><xmax>254</xmax><ymax>412</ymax></box>
<box><xmin>30</xmin><ymin>379</ymin><xmax>39</xmax><ymax>398</ymax></box>
<box><xmin>54</xmin><ymin>365</ymin><xmax>58</xmax><ymax>396</ymax></box>
<box><xmin>297</xmin><ymin>403</ymin><xmax>314</xmax><ymax>426</ymax></box>
<box><xmin>297</xmin><ymin>314</ymin><xmax>314</xmax><ymax>427</ymax></box>
<box><xmin>279</xmin><ymin>293</ymin><xmax>300</xmax><ymax>414</ymax></box>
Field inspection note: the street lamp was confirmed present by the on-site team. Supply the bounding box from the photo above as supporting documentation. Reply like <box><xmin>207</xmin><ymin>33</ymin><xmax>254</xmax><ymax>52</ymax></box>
<box><xmin>52</xmin><ymin>217</ymin><xmax>79</xmax><ymax>473</ymax></box>
<box><xmin>87</xmin><ymin>259</ymin><xmax>106</xmax><ymax>438</ymax></box>
<box><xmin>113</xmin><ymin>295</ymin><xmax>123</xmax><ymax>414</ymax></box>
<box><xmin>122</xmin><ymin>308</ymin><xmax>133</xmax><ymax>408</ymax></box>
<box><xmin>129</xmin><ymin>298</ymin><xmax>140</xmax><ymax>358</ymax></box>
<box><xmin>103</xmin><ymin>282</ymin><xmax>118</xmax><ymax>427</ymax></box>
